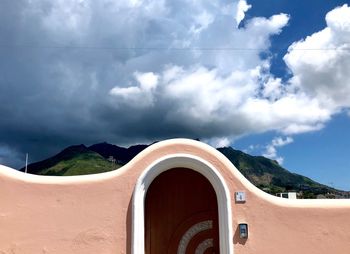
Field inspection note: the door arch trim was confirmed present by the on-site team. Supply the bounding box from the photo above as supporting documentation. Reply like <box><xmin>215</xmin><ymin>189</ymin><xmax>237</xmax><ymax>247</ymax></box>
<box><xmin>131</xmin><ymin>153</ymin><xmax>234</xmax><ymax>254</ymax></box>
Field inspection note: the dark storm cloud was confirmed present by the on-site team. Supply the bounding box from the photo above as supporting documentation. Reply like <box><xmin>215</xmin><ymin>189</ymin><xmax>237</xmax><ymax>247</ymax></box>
<box><xmin>0</xmin><ymin>0</ymin><xmax>252</xmax><ymax>167</ymax></box>
<box><xmin>2</xmin><ymin>0</ymin><xmax>344</xmax><ymax>168</ymax></box>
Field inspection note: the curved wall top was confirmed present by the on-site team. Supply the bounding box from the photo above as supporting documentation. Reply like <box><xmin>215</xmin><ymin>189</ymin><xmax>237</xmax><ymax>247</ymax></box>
<box><xmin>1</xmin><ymin>138</ymin><xmax>349</xmax><ymax>208</ymax></box>
<box><xmin>1</xmin><ymin>138</ymin><xmax>350</xmax><ymax>254</ymax></box>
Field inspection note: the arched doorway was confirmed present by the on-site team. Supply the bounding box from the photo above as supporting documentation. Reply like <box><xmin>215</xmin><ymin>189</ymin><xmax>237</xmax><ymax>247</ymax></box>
<box><xmin>145</xmin><ymin>168</ymin><xmax>219</xmax><ymax>253</ymax></box>
<box><xmin>131</xmin><ymin>154</ymin><xmax>233</xmax><ymax>254</ymax></box>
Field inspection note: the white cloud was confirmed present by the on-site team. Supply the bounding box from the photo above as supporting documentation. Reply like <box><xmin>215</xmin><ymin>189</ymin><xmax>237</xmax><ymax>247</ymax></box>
<box><xmin>2</xmin><ymin>1</ymin><xmax>350</xmax><ymax>167</ymax></box>
<box><xmin>105</xmin><ymin>7</ymin><xmax>295</xmax><ymax>138</ymax></box>
<box><xmin>135</xmin><ymin>72</ymin><xmax>159</xmax><ymax>90</ymax></box>
<box><xmin>105</xmin><ymin>1</ymin><xmax>339</xmax><ymax>138</ymax></box>
<box><xmin>272</xmin><ymin>136</ymin><xmax>293</xmax><ymax>147</ymax></box>
<box><xmin>262</xmin><ymin>77</ymin><xmax>285</xmax><ymax>101</ymax></box>
<box><xmin>161</xmin><ymin>65</ymin><xmax>259</xmax><ymax>121</ymax></box>
<box><xmin>284</xmin><ymin>4</ymin><xmax>350</xmax><ymax>111</ymax></box>
<box><xmin>326</xmin><ymin>4</ymin><xmax>350</xmax><ymax>35</ymax></box>
<box><xmin>205</xmin><ymin>137</ymin><xmax>231</xmax><ymax>148</ymax></box>
<box><xmin>110</xmin><ymin>72</ymin><xmax>158</xmax><ymax>107</ymax></box>
<box><xmin>263</xmin><ymin>136</ymin><xmax>294</xmax><ymax>164</ymax></box>
<box><xmin>235</xmin><ymin>0</ymin><xmax>251</xmax><ymax>27</ymax></box>
<box><xmin>263</xmin><ymin>145</ymin><xmax>282</xmax><ymax>164</ymax></box>
<box><xmin>190</xmin><ymin>11</ymin><xmax>214</xmax><ymax>35</ymax></box>
<box><xmin>282</xmin><ymin>123</ymin><xmax>324</xmax><ymax>135</ymax></box>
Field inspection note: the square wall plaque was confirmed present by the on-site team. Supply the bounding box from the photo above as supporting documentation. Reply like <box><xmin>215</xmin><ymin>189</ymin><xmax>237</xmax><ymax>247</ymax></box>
<box><xmin>235</xmin><ymin>191</ymin><xmax>246</xmax><ymax>202</ymax></box>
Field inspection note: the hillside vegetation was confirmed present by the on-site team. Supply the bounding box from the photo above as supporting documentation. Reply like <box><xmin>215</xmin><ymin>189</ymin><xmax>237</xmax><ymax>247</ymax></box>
<box><xmin>22</xmin><ymin>144</ymin><xmax>120</xmax><ymax>176</ymax></box>
<box><xmin>22</xmin><ymin>142</ymin><xmax>338</xmax><ymax>198</ymax></box>
<box><xmin>217</xmin><ymin>147</ymin><xmax>333</xmax><ymax>198</ymax></box>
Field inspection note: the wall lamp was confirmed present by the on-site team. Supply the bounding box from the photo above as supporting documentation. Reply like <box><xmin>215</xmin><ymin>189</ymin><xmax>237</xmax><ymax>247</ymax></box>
<box><xmin>239</xmin><ymin>223</ymin><xmax>248</xmax><ymax>239</ymax></box>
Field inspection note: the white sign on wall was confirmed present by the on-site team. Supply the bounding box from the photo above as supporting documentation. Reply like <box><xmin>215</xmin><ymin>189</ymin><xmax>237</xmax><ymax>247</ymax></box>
<box><xmin>235</xmin><ymin>191</ymin><xmax>246</xmax><ymax>202</ymax></box>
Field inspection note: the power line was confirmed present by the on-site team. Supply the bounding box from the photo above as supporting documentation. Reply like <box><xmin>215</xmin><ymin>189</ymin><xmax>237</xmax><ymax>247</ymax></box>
<box><xmin>0</xmin><ymin>44</ymin><xmax>349</xmax><ymax>51</ymax></box>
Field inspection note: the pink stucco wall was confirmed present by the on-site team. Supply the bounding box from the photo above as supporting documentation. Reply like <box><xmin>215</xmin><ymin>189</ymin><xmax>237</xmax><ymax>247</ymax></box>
<box><xmin>0</xmin><ymin>139</ymin><xmax>349</xmax><ymax>254</ymax></box>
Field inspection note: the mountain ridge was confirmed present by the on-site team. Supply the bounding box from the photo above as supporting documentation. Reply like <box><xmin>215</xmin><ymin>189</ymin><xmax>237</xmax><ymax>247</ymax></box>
<box><xmin>21</xmin><ymin>141</ymin><xmax>341</xmax><ymax>198</ymax></box>
<box><xmin>21</xmin><ymin>144</ymin><xmax>120</xmax><ymax>176</ymax></box>
<box><xmin>88</xmin><ymin>142</ymin><xmax>149</xmax><ymax>164</ymax></box>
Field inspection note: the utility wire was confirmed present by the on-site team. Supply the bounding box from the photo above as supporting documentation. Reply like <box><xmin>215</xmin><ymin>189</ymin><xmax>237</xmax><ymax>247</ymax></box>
<box><xmin>0</xmin><ymin>44</ymin><xmax>349</xmax><ymax>51</ymax></box>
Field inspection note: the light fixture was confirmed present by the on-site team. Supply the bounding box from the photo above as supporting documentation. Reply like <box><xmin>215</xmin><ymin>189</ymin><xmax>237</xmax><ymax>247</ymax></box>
<box><xmin>239</xmin><ymin>223</ymin><xmax>248</xmax><ymax>239</ymax></box>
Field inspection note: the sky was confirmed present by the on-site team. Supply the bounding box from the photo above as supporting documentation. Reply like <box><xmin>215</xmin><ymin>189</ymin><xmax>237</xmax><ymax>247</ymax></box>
<box><xmin>0</xmin><ymin>0</ymin><xmax>350</xmax><ymax>190</ymax></box>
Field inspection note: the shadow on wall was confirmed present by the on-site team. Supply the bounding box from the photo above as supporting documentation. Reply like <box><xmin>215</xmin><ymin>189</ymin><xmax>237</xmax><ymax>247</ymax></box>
<box><xmin>233</xmin><ymin>226</ymin><xmax>248</xmax><ymax>246</ymax></box>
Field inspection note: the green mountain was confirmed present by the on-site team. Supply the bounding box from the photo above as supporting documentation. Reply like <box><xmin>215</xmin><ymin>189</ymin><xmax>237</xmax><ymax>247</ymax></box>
<box><xmin>21</xmin><ymin>144</ymin><xmax>120</xmax><ymax>176</ymax></box>
<box><xmin>21</xmin><ymin>142</ymin><xmax>338</xmax><ymax>198</ymax></box>
<box><xmin>217</xmin><ymin>147</ymin><xmax>334</xmax><ymax>198</ymax></box>
<box><xmin>89</xmin><ymin>142</ymin><xmax>148</xmax><ymax>165</ymax></box>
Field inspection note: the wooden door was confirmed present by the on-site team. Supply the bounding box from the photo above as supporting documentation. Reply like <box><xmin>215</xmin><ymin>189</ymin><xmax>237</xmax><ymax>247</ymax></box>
<box><xmin>145</xmin><ymin>168</ymin><xmax>219</xmax><ymax>254</ymax></box>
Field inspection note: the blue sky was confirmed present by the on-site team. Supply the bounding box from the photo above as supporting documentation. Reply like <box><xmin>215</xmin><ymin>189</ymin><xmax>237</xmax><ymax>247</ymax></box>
<box><xmin>247</xmin><ymin>0</ymin><xmax>349</xmax><ymax>78</ymax></box>
<box><xmin>0</xmin><ymin>0</ymin><xmax>350</xmax><ymax>190</ymax></box>
<box><xmin>234</xmin><ymin>113</ymin><xmax>350</xmax><ymax>190</ymax></box>
<box><xmin>233</xmin><ymin>0</ymin><xmax>350</xmax><ymax>190</ymax></box>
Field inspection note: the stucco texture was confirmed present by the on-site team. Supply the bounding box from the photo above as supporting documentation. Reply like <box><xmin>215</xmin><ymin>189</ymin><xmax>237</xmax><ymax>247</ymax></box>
<box><xmin>0</xmin><ymin>139</ymin><xmax>349</xmax><ymax>254</ymax></box>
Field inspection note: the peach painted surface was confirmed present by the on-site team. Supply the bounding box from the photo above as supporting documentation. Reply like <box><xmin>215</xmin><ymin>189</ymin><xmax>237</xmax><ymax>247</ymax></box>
<box><xmin>0</xmin><ymin>139</ymin><xmax>350</xmax><ymax>254</ymax></box>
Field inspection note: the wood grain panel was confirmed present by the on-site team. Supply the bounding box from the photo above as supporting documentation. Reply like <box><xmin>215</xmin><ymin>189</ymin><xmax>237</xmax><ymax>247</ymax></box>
<box><xmin>145</xmin><ymin>168</ymin><xmax>219</xmax><ymax>254</ymax></box>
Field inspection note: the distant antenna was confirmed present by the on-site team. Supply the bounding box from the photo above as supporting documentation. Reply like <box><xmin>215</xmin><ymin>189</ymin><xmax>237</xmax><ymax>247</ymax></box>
<box><xmin>25</xmin><ymin>153</ymin><xmax>28</xmax><ymax>173</ymax></box>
